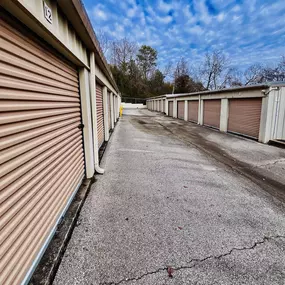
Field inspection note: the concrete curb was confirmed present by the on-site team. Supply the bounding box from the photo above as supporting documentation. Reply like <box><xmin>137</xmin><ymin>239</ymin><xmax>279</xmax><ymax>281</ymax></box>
<box><xmin>29</xmin><ymin>178</ymin><xmax>93</xmax><ymax>285</ymax></box>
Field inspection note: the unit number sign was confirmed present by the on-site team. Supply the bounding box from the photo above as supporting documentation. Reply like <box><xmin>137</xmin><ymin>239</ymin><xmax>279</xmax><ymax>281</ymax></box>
<box><xmin>43</xmin><ymin>2</ymin><xmax>53</xmax><ymax>24</ymax></box>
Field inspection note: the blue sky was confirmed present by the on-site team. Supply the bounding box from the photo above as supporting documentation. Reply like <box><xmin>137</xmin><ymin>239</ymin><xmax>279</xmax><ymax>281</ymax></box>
<box><xmin>84</xmin><ymin>0</ymin><xmax>285</xmax><ymax>70</ymax></box>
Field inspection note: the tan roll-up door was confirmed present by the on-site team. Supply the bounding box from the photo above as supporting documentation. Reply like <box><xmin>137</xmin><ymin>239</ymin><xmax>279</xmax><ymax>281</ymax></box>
<box><xmin>0</xmin><ymin>14</ymin><xmax>85</xmax><ymax>285</ymax></box>
<box><xmin>108</xmin><ymin>92</ymin><xmax>111</xmax><ymax>131</ymax></box>
<box><xmin>163</xmin><ymin>99</ymin><xmax>165</xmax><ymax>112</ymax></box>
<box><xmin>168</xmin><ymin>101</ymin><xmax>174</xmax><ymax>117</ymax></box>
<box><xmin>96</xmin><ymin>84</ymin><xmax>104</xmax><ymax>148</ymax></box>
<box><xmin>203</xmin><ymin>100</ymin><xmax>221</xmax><ymax>128</ymax></box>
<box><xmin>160</xmin><ymin>100</ymin><xmax>163</xmax><ymax>112</ymax></box>
<box><xmin>188</xmin><ymin>100</ymin><xmax>199</xmax><ymax>122</ymax></box>
<box><xmin>177</xmin><ymin>101</ymin><xmax>184</xmax><ymax>119</ymax></box>
<box><xmin>113</xmin><ymin>95</ymin><xmax>116</xmax><ymax>121</ymax></box>
<box><xmin>228</xmin><ymin>98</ymin><xmax>262</xmax><ymax>138</ymax></box>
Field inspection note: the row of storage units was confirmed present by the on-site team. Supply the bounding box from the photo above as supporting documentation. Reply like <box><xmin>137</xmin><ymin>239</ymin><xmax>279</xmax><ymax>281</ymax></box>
<box><xmin>147</xmin><ymin>84</ymin><xmax>285</xmax><ymax>143</ymax></box>
<box><xmin>148</xmin><ymin>97</ymin><xmax>166</xmax><ymax>113</ymax></box>
<box><xmin>0</xmin><ymin>2</ymin><xmax>121</xmax><ymax>285</ymax></box>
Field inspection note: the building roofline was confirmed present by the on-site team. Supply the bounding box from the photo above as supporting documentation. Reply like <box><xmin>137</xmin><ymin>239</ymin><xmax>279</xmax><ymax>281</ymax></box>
<box><xmin>147</xmin><ymin>83</ymin><xmax>285</xmax><ymax>100</ymax></box>
<box><xmin>58</xmin><ymin>0</ymin><xmax>119</xmax><ymax>94</ymax></box>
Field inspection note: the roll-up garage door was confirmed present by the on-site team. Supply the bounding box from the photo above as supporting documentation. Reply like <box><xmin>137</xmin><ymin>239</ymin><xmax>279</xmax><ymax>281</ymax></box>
<box><xmin>108</xmin><ymin>92</ymin><xmax>111</xmax><ymax>131</ymax></box>
<box><xmin>0</xmin><ymin>15</ymin><xmax>85</xmax><ymax>285</ymax></box>
<box><xmin>177</xmin><ymin>101</ymin><xmax>184</xmax><ymax>120</ymax></box>
<box><xmin>168</xmin><ymin>101</ymin><xmax>174</xmax><ymax>117</ymax></box>
<box><xmin>96</xmin><ymin>84</ymin><xmax>104</xmax><ymax>148</ymax></box>
<box><xmin>228</xmin><ymin>98</ymin><xmax>262</xmax><ymax>139</ymax></box>
<box><xmin>163</xmin><ymin>99</ymin><xmax>165</xmax><ymax>112</ymax></box>
<box><xmin>188</xmin><ymin>100</ymin><xmax>199</xmax><ymax>122</ymax></box>
<box><xmin>203</xmin><ymin>100</ymin><xmax>221</xmax><ymax>128</ymax></box>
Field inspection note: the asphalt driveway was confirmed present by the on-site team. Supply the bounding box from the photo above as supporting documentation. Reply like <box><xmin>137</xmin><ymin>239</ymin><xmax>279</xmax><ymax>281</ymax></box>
<box><xmin>54</xmin><ymin>109</ymin><xmax>285</xmax><ymax>285</ymax></box>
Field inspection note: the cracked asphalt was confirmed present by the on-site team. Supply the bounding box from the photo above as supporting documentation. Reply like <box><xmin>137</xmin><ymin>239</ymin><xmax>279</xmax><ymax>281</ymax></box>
<box><xmin>54</xmin><ymin>109</ymin><xmax>285</xmax><ymax>285</ymax></box>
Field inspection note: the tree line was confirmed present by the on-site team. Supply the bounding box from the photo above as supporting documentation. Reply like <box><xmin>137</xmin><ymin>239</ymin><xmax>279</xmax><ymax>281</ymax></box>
<box><xmin>98</xmin><ymin>33</ymin><xmax>285</xmax><ymax>98</ymax></box>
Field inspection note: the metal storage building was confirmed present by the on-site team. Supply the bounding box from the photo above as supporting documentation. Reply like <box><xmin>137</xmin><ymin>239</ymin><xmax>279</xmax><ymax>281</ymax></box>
<box><xmin>147</xmin><ymin>84</ymin><xmax>285</xmax><ymax>144</ymax></box>
<box><xmin>0</xmin><ymin>1</ymin><xmax>121</xmax><ymax>284</ymax></box>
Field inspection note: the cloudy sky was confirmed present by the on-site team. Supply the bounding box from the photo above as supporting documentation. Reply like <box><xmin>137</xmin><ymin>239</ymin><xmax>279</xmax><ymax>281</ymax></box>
<box><xmin>84</xmin><ymin>0</ymin><xmax>285</xmax><ymax>70</ymax></box>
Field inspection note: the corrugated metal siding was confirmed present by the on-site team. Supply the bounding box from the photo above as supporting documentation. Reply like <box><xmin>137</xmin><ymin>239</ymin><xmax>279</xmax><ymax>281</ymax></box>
<box><xmin>108</xmin><ymin>92</ymin><xmax>111</xmax><ymax>131</ymax></box>
<box><xmin>203</xmin><ymin>100</ymin><xmax>221</xmax><ymax>128</ymax></box>
<box><xmin>188</xmin><ymin>101</ymin><xmax>199</xmax><ymax>122</ymax></box>
<box><xmin>0</xmin><ymin>16</ymin><xmax>84</xmax><ymax>284</ymax></box>
<box><xmin>228</xmin><ymin>98</ymin><xmax>262</xmax><ymax>138</ymax></box>
<box><xmin>113</xmin><ymin>95</ymin><xmax>116</xmax><ymax>121</ymax></box>
<box><xmin>96</xmin><ymin>84</ymin><xmax>104</xmax><ymax>148</ymax></box>
<box><xmin>177</xmin><ymin>101</ymin><xmax>184</xmax><ymax>120</ymax></box>
<box><xmin>168</xmin><ymin>101</ymin><xmax>174</xmax><ymax>117</ymax></box>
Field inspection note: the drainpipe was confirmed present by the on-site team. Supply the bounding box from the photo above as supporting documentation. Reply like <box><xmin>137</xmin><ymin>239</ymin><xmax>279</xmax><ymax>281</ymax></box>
<box><xmin>90</xmin><ymin>52</ymin><xmax>104</xmax><ymax>174</ymax></box>
<box><xmin>273</xmin><ymin>88</ymin><xmax>281</xmax><ymax>139</ymax></box>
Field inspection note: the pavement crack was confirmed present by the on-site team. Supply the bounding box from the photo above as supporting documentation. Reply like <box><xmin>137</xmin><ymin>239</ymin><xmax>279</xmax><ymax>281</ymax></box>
<box><xmin>99</xmin><ymin>267</ymin><xmax>168</xmax><ymax>285</ymax></box>
<box><xmin>100</xmin><ymin>235</ymin><xmax>285</xmax><ymax>285</ymax></box>
<box><xmin>253</xmin><ymin>158</ymin><xmax>285</xmax><ymax>168</ymax></box>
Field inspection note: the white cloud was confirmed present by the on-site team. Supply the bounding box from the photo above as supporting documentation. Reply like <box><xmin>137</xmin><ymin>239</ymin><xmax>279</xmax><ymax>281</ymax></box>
<box><xmin>157</xmin><ymin>15</ymin><xmax>173</xmax><ymax>24</ymax></box>
<box><xmin>188</xmin><ymin>25</ymin><xmax>204</xmax><ymax>35</ymax></box>
<box><xmin>193</xmin><ymin>0</ymin><xmax>211</xmax><ymax>25</ymax></box>
<box><xmin>216</xmin><ymin>12</ymin><xmax>225</xmax><ymax>22</ymax></box>
<box><xmin>232</xmin><ymin>5</ymin><xmax>240</xmax><ymax>12</ymax></box>
<box><xmin>127</xmin><ymin>7</ymin><xmax>137</xmax><ymax>18</ymax></box>
<box><xmin>92</xmin><ymin>4</ymin><xmax>108</xmax><ymax>21</ymax></box>
<box><xmin>158</xmin><ymin>0</ymin><xmax>172</xmax><ymax>13</ymax></box>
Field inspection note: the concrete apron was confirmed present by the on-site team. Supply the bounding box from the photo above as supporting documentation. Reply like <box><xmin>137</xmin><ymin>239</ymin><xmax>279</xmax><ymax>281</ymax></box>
<box><xmin>54</xmin><ymin>109</ymin><xmax>285</xmax><ymax>285</ymax></box>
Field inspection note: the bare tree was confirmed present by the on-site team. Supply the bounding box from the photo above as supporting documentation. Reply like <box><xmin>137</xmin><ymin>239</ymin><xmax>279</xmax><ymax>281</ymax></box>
<box><xmin>162</xmin><ymin>62</ymin><xmax>173</xmax><ymax>79</ymax></box>
<box><xmin>199</xmin><ymin>50</ymin><xmax>230</xmax><ymax>90</ymax></box>
<box><xmin>172</xmin><ymin>57</ymin><xmax>189</xmax><ymax>93</ymax></box>
<box><xmin>244</xmin><ymin>56</ymin><xmax>285</xmax><ymax>85</ymax></box>
<box><xmin>96</xmin><ymin>29</ymin><xmax>110</xmax><ymax>56</ymax></box>
<box><xmin>244</xmin><ymin>64</ymin><xmax>264</xmax><ymax>85</ymax></box>
<box><xmin>109</xmin><ymin>38</ymin><xmax>138</xmax><ymax>68</ymax></box>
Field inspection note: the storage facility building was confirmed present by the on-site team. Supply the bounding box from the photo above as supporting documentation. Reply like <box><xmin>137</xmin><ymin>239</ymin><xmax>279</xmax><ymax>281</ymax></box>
<box><xmin>0</xmin><ymin>0</ymin><xmax>120</xmax><ymax>284</ymax></box>
<box><xmin>147</xmin><ymin>84</ymin><xmax>285</xmax><ymax>144</ymax></box>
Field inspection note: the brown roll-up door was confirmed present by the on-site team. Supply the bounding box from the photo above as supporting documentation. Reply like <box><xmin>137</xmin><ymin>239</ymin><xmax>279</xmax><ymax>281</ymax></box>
<box><xmin>168</xmin><ymin>101</ymin><xmax>174</xmax><ymax>117</ymax></box>
<box><xmin>108</xmin><ymin>92</ymin><xmax>111</xmax><ymax>131</ymax></box>
<box><xmin>228</xmin><ymin>98</ymin><xmax>262</xmax><ymax>138</ymax></box>
<box><xmin>177</xmin><ymin>101</ymin><xmax>184</xmax><ymax>119</ymax></box>
<box><xmin>0</xmin><ymin>16</ymin><xmax>85</xmax><ymax>285</ymax></box>
<box><xmin>188</xmin><ymin>100</ymin><xmax>199</xmax><ymax>122</ymax></box>
<box><xmin>203</xmin><ymin>100</ymin><xmax>221</xmax><ymax>128</ymax></box>
<box><xmin>96</xmin><ymin>84</ymin><xmax>104</xmax><ymax>148</ymax></box>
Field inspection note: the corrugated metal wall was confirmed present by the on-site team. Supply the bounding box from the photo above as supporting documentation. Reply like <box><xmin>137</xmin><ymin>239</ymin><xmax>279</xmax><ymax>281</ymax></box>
<box><xmin>228</xmin><ymin>98</ymin><xmax>262</xmax><ymax>138</ymax></box>
<box><xmin>0</xmin><ymin>16</ymin><xmax>84</xmax><ymax>284</ymax></box>
<box><xmin>188</xmin><ymin>101</ymin><xmax>199</xmax><ymax>122</ymax></box>
<box><xmin>177</xmin><ymin>101</ymin><xmax>184</xmax><ymax>119</ymax></box>
<box><xmin>96</xmin><ymin>84</ymin><xmax>104</xmax><ymax>148</ymax></box>
<box><xmin>203</xmin><ymin>100</ymin><xmax>221</xmax><ymax>128</ymax></box>
<box><xmin>168</xmin><ymin>101</ymin><xmax>174</xmax><ymax>117</ymax></box>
